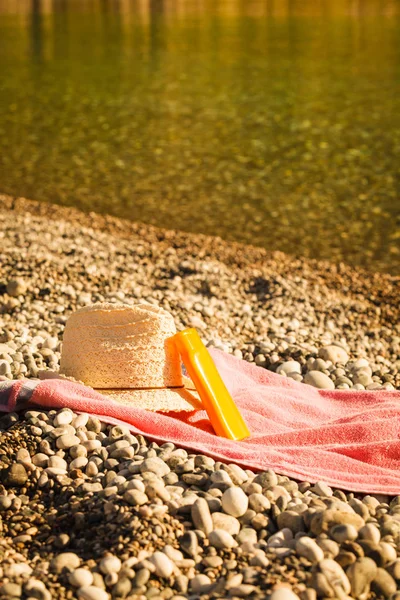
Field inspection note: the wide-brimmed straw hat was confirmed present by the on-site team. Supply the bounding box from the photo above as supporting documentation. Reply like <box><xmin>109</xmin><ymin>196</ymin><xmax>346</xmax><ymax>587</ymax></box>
<box><xmin>39</xmin><ymin>303</ymin><xmax>202</xmax><ymax>412</ymax></box>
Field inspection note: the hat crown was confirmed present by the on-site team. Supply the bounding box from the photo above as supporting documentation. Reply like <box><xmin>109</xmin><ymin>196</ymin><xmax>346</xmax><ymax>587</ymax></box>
<box><xmin>60</xmin><ymin>303</ymin><xmax>183</xmax><ymax>389</ymax></box>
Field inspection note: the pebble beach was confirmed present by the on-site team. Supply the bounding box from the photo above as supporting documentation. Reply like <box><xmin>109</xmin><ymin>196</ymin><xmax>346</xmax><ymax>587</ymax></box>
<box><xmin>1</xmin><ymin>194</ymin><xmax>400</xmax><ymax>600</ymax></box>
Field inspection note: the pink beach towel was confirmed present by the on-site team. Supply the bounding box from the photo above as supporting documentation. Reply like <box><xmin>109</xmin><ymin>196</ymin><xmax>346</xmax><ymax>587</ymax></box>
<box><xmin>1</xmin><ymin>349</ymin><xmax>400</xmax><ymax>495</ymax></box>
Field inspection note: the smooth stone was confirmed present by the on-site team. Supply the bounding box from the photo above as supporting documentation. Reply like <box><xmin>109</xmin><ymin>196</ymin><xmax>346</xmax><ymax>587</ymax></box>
<box><xmin>99</xmin><ymin>555</ymin><xmax>121</xmax><ymax>575</ymax></box>
<box><xmin>0</xmin><ymin>495</ymin><xmax>12</xmax><ymax>510</ymax></box>
<box><xmin>48</xmin><ymin>455</ymin><xmax>68</xmax><ymax>470</ymax></box>
<box><xmin>179</xmin><ymin>531</ymin><xmax>198</xmax><ymax>557</ymax></box>
<box><xmin>190</xmin><ymin>574</ymin><xmax>212</xmax><ymax>593</ymax></box>
<box><xmin>253</xmin><ymin>469</ymin><xmax>278</xmax><ymax>489</ymax></box>
<box><xmin>70</xmin><ymin>457</ymin><xmax>88</xmax><ymax>470</ymax></box>
<box><xmin>269</xmin><ymin>589</ymin><xmax>301</xmax><ymax>600</ymax></box>
<box><xmin>310</xmin><ymin>510</ymin><xmax>364</xmax><ymax>535</ymax></box>
<box><xmin>267</xmin><ymin>529</ymin><xmax>293</xmax><ymax>549</ymax></box>
<box><xmin>209</xmin><ymin>529</ymin><xmax>238</xmax><ymax>549</ymax></box>
<box><xmin>6</xmin><ymin>278</ymin><xmax>26</xmax><ymax>297</ymax></box>
<box><xmin>346</xmin><ymin>557</ymin><xmax>377</xmax><ymax>598</ymax></box>
<box><xmin>276</xmin><ymin>361</ymin><xmax>302</xmax><ymax>376</ymax></box>
<box><xmin>149</xmin><ymin>551</ymin><xmax>174</xmax><ymax>578</ymax></box>
<box><xmin>353</xmin><ymin>372</ymin><xmax>373</xmax><ymax>386</ymax></box>
<box><xmin>317</xmin><ymin>538</ymin><xmax>340</xmax><ymax>558</ymax></box>
<box><xmin>276</xmin><ymin>511</ymin><xmax>305</xmax><ymax>534</ymax></box>
<box><xmin>312</xmin><ymin>559</ymin><xmax>351</xmax><ymax>596</ymax></box>
<box><xmin>313</xmin><ymin>481</ymin><xmax>333</xmax><ymax>497</ymax></box>
<box><xmin>330</xmin><ymin>524</ymin><xmax>359</xmax><ymax>543</ymax></box>
<box><xmin>50</xmin><ymin>425</ymin><xmax>76</xmax><ymax>438</ymax></box>
<box><xmin>73</xmin><ymin>414</ymin><xmax>89</xmax><ymax>428</ymax></box>
<box><xmin>237</xmin><ymin>528</ymin><xmax>258</xmax><ymax>545</ymax></box>
<box><xmin>228</xmin><ymin>584</ymin><xmax>259</xmax><ymax>598</ymax></box>
<box><xmin>191</xmin><ymin>497</ymin><xmax>213</xmax><ymax>534</ymax></box>
<box><xmin>248</xmin><ymin>493</ymin><xmax>271</xmax><ymax>512</ymax></box>
<box><xmin>371</xmin><ymin>568</ymin><xmax>397</xmax><ymax>598</ymax></box>
<box><xmin>82</xmin><ymin>440</ymin><xmax>102</xmax><ymax>451</ymax></box>
<box><xmin>221</xmin><ymin>463</ymin><xmax>248</xmax><ymax>485</ymax></box>
<box><xmin>53</xmin><ymin>410</ymin><xmax>74</xmax><ymax>426</ymax></box>
<box><xmin>0</xmin><ymin>583</ymin><xmax>22</xmax><ymax>597</ymax></box>
<box><xmin>295</xmin><ymin>536</ymin><xmax>324</xmax><ymax>563</ymax></box>
<box><xmin>318</xmin><ymin>345</ymin><xmax>349</xmax><ymax>364</ymax></box>
<box><xmin>56</xmin><ymin>434</ymin><xmax>81</xmax><ymax>449</ymax></box>
<box><xmin>77</xmin><ymin>586</ymin><xmax>109</xmax><ymax>600</ymax></box>
<box><xmin>123</xmin><ymin>489</ymin><xmax>148</xmax><ymax>506</ymax></box>
<box><xmin>304</xmin><ymin>371</ymin><xmax>335</xmax><ymax>390</ymax></box>
<box><xmin>6</xmin><ymin>463</ymin><xmax>28</xmax><ymax>486</ymax></box>
<box><xmin>140</xmin><ymin>457</ymin><xmax>170</xmax><ymax>477</ymax></box>
<box><xmin>6</xmin><ymin>563</ymin><xmax>33</xmax><ymax>577</ymax></box>
<box><xmin>50</xmin><ymin>552</ymin><xmax>81</xmax><ymax>573</ymax></box>
<box><xmin>212</xmin><ymin>512</ymin><xmax>240</xmax><ymax>536</ymax></box>
<box><xmin>69</xmin><ymin>569</ymin><xmax>94</xmax><ymax>588</ymax></box>
<box><xmin>70</xmin><ymin>445</ymin><xmax>88</xmax><ymax>458</ymax></box>
<box><xmin>221</xmin><ymin>486</ymin><xmax>248</xmax><ymax>517</ymax></box>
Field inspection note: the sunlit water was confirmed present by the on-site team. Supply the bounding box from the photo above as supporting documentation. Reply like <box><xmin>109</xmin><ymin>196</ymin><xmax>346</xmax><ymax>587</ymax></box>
<box><xmin>1</xmin><ymin>0</ymin><xmax>399</xmax><ymax>273</ymax></box>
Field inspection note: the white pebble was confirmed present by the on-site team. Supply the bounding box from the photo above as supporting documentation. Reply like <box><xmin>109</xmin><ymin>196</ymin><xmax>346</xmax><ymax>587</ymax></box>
<box><xmin>77</xmin><ymin>586</ymin><xmax>109</xmax><ymax>600</ymax></box>
<box><xmin>150</xmin><ymin>551</ymin><xmax>174</xmax><ymax>578</ymax></box>
<box><xmin>276</xmin><ymin>361</ymin><xmax>302</xmax><ymax>376</ymax></box>
<box><xmin>269</xmin><ymin>589</ymin><xmax>300</xmax><ymax>600</ymax></box>
<box><xmin>53</xmin><ymin>410</ymin><xmax>74</xmax><ymax>426</ymax></box>
<box><xmin>69</xmin><ymin>569</ymin><xmax>94</xmax><ymax>588</ymax></box>
<box><xmin>99</xmin><ymin>555</ymin><xmax>121</xmax><ymax>575</ymax></box>
<box><xmin>221</xmin><ymin>486</ymin><xmax>248</xmax><ymax>517</ymax></box>
<box><xmin>57</xmin><ymin>434</ymin><xmax>81</xmax><ymax>450</ymax></box>
<box><xmin>208</xmin><ymin>529</ymin><xmax>238</xmax><ymax>549</ymax></box>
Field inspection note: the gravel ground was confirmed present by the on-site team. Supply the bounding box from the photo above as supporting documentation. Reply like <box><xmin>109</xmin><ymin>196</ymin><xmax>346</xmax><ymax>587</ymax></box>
<box><xmin>0</xmin><ymin>194</ymin><xmax>400</xmax><ymax>600</ymax></box>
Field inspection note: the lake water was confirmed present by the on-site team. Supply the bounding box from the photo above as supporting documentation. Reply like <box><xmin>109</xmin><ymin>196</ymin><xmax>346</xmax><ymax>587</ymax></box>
<box><xmin>1</xmin><ymin>0</ymin><xmax>399</xmax><ymax>273</ymax></box>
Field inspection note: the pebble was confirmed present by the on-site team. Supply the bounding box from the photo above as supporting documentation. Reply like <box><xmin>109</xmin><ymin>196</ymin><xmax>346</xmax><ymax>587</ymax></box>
<box><xmin>50</xmin><ymin>552</ymin><xmax>81</xmax><ymax>573</ymax></box>
<box><xmin>295</xmin><ymin>536</ymin><xmax>324</xmax><ymax>563</ymax></box>
<box><xmin>269</xmin><ymin>589</ymin><xmax>301</xmax><ymax>600</ymax></box>
<box><xmin>303</xmin><ymin>371</ymin><xmax>335</xmax><ymax>390</ymax></box>
<box><xmin>318</xmin><ymin>345</ymin><xmax>349</xmax><ymax>364</ymax></box>
<box><xmin>141</xmin><ymin>457</ymin><xmax>170</xmax><ymax>477</ymax></box>
<box><xmin>312</xmin><ymin>558</ymin><xmax>351</xmax><ymax>596</ymax></box>
<box><xmin>190</xmin><ymin>574</ymin><xmax>212</xmax><ymax>593</ymax></box>
<box><xmin>69</xmin><ymin>569</ymin><xmax>95</xmax><ymax>588</ymax></box>
<box><xmin>191</xmin><ymin>497</ymin><xmax>213</xmax><ymax>534</ymax></box>
<box><xmin>228</xmin><ymin>584</ymin><xmax>259</xmax><ymax>597</ymax></box>
<box><xmin>371</xmin><ymin>567</ymin><xmax>397</xmax><ymax>598</ymax></box>
<box><xmin>99</xmin><ymin>555</ymin><xmax>121</xmax><ymax>575</ymax></box>
<box><xmin>276</xmin><ymin>361</ymin><xmax>302</xmax><ymax>376</ymax></box>
<box><xmin>56</xmin><ymin>434</ymin><xmax>81</xmax><ymax>449</ymax></box>
<box><xmin>77</xmin><ymin>586</ymin><xmax>109</xmax><ymax>600</ymax></box>
<box><xmin>6</xmin><ymin>278</ymin><xmax>26</xmax><ymax>297</ymax></box>
<box><xmin>0</xmin><ymin>583</ymin><xmax>22</xmax><ymax>597</ymax></box>
<box><xmin>346</xmin><ymin>557</ymin><xmax>377</xmax><ymax>597</ymax></box>
<box><xmin>221</xmin><ymin>486</ymin><xmax>249</xmax><ymax>517</ymax></box>
<box><xmin>212</xmin><ymin>512</ymin><xmax>241</xmax><ymax>536</ymax></box>
<box><xmin>149</xmin><ymin>551</ymin><xmax>174</xmax><ymax>578</ymax></box>
<box><xmin>53</xmin><ymin>410</ymin><xmax>74</xmax><ymax>426</ymax></box>
<box><xmin>6</xmin><ymin>463</ymin><xmax>28</xmax><ymax>486</ymax></box>
<box><xmin>313</xmin><ymin>481</ymin><xmax>333</xmax><ymax>497</ymax></box>
<box><xmin>123</xmin><ymin>489</ymin><xmax>148</xmax><ymax>506</ymax></box>
<box><xmin>330</xmin><ymin>524</ymin><xmax>359</xmax><ymax>543</ymax></box>
<box><xmin>209</xmin><ymin>529</ymin><xmax>238</xmax><ymax>549</ymax></box>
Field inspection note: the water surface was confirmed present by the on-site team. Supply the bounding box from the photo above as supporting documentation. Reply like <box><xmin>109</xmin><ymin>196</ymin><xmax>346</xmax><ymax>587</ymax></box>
<box><xmin>1</xmin><ymin>0</ymin><xmax>399</xmax><ymax>273</ymax></box>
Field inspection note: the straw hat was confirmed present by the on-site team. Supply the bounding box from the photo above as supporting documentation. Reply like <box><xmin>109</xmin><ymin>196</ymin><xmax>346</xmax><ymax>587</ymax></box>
<box><xmin>39</xmin><ymin>303</ymin><xmax>202</xmax><ymax>412</ymax></box>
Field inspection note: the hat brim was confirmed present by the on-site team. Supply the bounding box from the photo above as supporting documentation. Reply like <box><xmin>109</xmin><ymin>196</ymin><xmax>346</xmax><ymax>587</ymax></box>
<box><xmin>38</xmin><ymin>371</ymin><xmax>202</xmax><ymax>413</ymax></box>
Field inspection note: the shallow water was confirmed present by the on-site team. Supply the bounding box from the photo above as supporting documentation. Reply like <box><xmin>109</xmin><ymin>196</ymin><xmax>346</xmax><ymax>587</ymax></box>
<box><xmin>0</xmin><ymin>0</ymin><xmax>399</xmax><ymax>273</ymax></box>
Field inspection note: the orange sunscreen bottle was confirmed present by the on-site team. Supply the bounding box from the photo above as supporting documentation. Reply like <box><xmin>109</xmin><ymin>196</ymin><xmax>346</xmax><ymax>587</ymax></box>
<box><xmin>172</xmin><ymin>328</ymin><xmax>250</xmax><ymax>441</ymax></box>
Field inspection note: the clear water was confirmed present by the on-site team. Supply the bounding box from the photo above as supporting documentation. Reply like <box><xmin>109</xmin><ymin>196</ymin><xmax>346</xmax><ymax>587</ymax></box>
<box><xmin>1</xmin><ymin>0</ymin><xmax>399</xmax><ymax>273</ymax></box>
